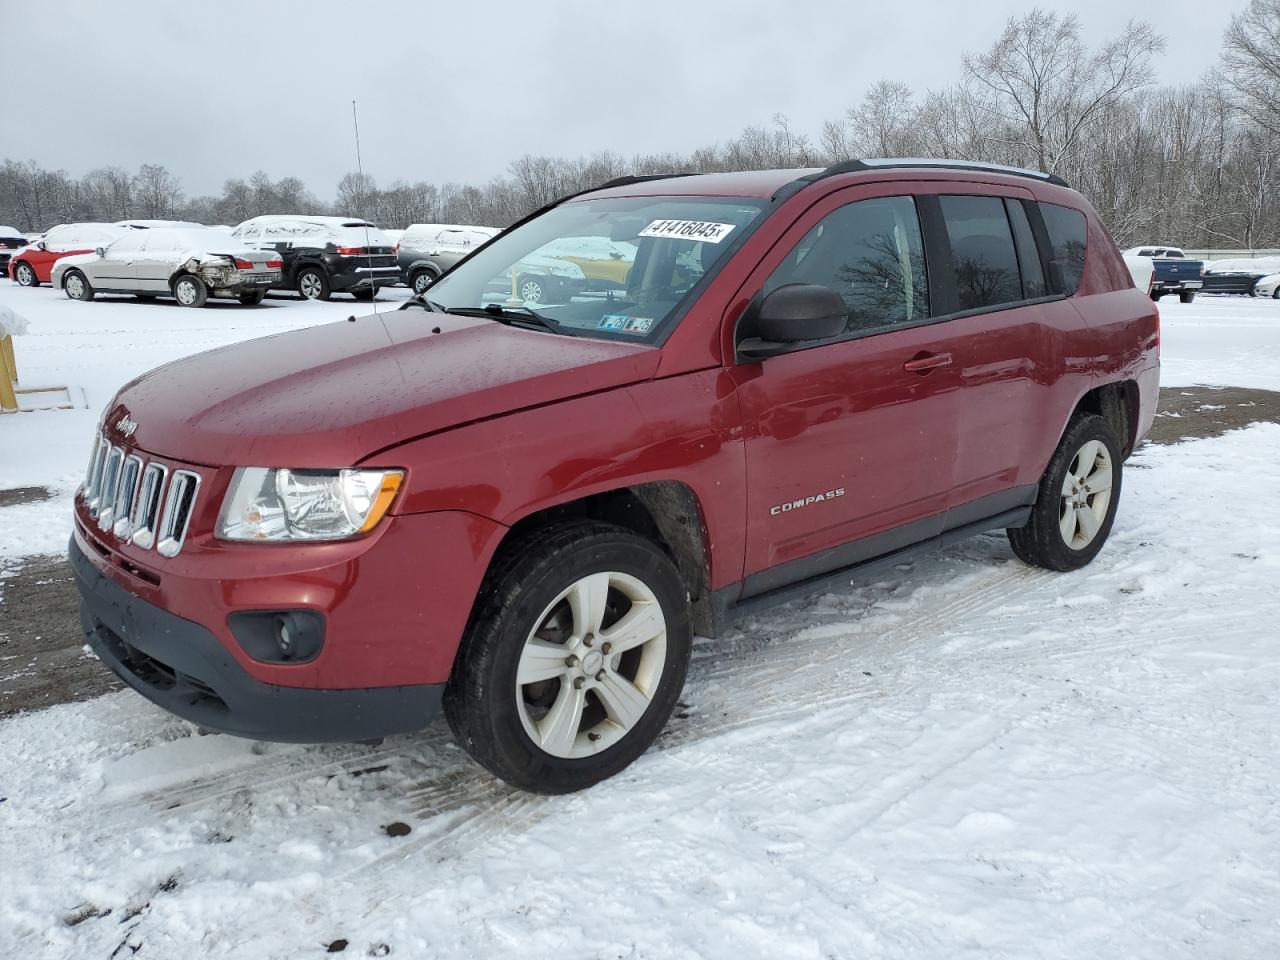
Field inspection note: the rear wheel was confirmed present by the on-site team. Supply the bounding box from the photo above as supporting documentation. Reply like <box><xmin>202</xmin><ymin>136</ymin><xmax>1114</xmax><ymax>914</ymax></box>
<box><xmin>14</xmin><ymin>262</ymin><xmax>37</xmax><ymax>287</ymax></box>
<box><xmin>237</xmin><ymin>289</ymin><xmax>266</xmax><ymax>306</ymax></box>
<box><xmin>1273</xmin><ymin>287</ymin><xmax>1280</xmax><ymax>300</ymax></box>
<box><xmin>445</xmin><ymin>521</ymin><xmax>692</xmax><ymax>794</ymax></box>
<box><xmin>410</xmin><ymin>269</ymin><xmax>438</xmax><ymax>295</ymax></box>
<box><xmin>1008</xmin><ymin>413</ymin><xmax>1122</xmax><ymax>572</ymax></box>
<box><xmin>173</xmin><ymin>274</ymin><xmax>208</xmax><ymax>308</ymax></box>
<box><xmin>63</xmin><ymin>270</ymin><xmax>94</xmax><ymax>302</ymax></box>
<box><xmin>1149</xmin><ymin>291</ymin><xmax>1163</xmax><ymax>301</ymax></box>
<box><xmin>1179</xmin><ymin>290</ymin><xmax>1197</xmax><ymax>304</ymax></box>
<box><xmin>351</xmin><ymin>288</ymin><xmax>377</xmax><ymax>301</ymax></box>
<box><xmin>517</xmin><ymin>273</ymin><xmax>552</xmax><ymax>304</ymax></box>
<box><xmin>297</xmin><ymin>267</ymin><xmax>330</xmax><ymax>301</ymax></box>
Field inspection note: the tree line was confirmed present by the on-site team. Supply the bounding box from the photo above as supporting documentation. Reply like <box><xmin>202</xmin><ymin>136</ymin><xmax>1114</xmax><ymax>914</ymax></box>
<box><xmin>3</xmin><ymin>2</ymin><xmax>1279</xmax><ymax>249</ymax></box>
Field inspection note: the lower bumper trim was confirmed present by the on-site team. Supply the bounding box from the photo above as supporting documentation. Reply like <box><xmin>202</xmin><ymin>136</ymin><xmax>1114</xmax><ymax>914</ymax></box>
<box><xmin>70</xmin><ymin>536</ymin><xmax>442</xmax><ymax>743</ymax></box>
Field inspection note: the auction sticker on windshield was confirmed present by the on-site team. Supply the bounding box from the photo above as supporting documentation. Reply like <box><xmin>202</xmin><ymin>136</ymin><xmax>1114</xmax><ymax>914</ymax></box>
<box><xmin>638</xmin><ymin>220</ymin><xmax>736</xmax><ymax>243</ymax></box>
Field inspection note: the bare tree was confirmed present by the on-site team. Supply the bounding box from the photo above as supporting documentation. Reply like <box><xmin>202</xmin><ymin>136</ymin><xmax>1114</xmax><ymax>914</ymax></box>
<box><xmin>964</xmin><ymin>9</ymin><xmax>1164</xmax><ymax>175</ymax></box>
<box><xmin>1222</xmin><ymin>0</ymin><xmax>1280</xmax><ymax>136</ymax></box>
<box><xmin>134</xmin><ymin>164</ymin><xmax>183</xmax><ymax>219</ymax></box>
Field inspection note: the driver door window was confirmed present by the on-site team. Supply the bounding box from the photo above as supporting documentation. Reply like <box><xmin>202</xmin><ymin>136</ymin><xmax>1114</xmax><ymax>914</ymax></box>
<box><xmin>763</xmin><ymin>195</ymin><xmax>930</xmax><ymax>338</ymax></box>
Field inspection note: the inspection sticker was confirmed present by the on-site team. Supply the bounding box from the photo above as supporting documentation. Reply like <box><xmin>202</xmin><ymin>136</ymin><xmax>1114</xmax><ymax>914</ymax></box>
<box><xmin>598</xmin><ymin>313</ymin><xmax>629</xmax><ymax>330</ymax></box>
<box><xmin>638</xmin><ymin>219</ymin><xmax>736</xmax><ymax>244</ymax></box>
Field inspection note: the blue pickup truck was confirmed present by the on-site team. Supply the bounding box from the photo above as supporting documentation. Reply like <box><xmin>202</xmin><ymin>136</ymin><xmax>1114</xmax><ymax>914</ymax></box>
<box><xmin>1123</xmin><ymin>246</ymin><xmax>1204</xmax><ymax>303</ymax></box>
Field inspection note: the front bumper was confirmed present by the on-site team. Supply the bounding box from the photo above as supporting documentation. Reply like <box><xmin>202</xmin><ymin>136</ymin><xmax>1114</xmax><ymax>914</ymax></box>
<box><xmin>71</xmin><ymin>536</ymin><xmax>443</xmax><ymax>742</ymax></box>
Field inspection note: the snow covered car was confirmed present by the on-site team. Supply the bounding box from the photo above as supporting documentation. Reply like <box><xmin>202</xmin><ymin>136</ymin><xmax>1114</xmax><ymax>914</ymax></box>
<box><xmin>51</xmin><ymin>227</ymin><xmax>282</xmax><ymax>307</ymax></box>
<box><xmin>505</xmin><ymin>253</ymin><xmax>587</xmax><ymax>303</ymax></box>
<box><xmin>0</xmin><ymin>225</ymin><xmax>26</xmax><ymax>277</ymax></box>
<box><xmin>398</xmin><ymin>224</ymin><xmax>500</xmax><ymax>294</ymax></box>
<box><xmin>230</xmin><ymin>215</ymin><xmax>400</xmax><ymax>301</ymax></box>
<box><xmin>1253</xmin><ymin>273</ymin><xmax>1280</xmax><ymax>299</ymax></box>
<box><xmin>8</xmin><ymin>222</ymin><xmax>128</xmax><ymax>286</ymax></box>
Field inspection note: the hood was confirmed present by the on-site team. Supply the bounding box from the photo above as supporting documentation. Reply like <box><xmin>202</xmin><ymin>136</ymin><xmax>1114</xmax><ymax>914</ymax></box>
<box><xmin>51</xmin><ymin>252</ymin><xmax>98</xmax><ymax>275</ymax></box>
<box><xmin>105</xmin><ymin>309</ymin><xmax>659</xmax><ymax>467</ymax></box>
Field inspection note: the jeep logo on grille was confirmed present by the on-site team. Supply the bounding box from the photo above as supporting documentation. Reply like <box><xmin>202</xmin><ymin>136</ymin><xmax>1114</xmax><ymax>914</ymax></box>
<box><xmin>114</xmin><ymin>414</ymin><xmax>138</xmax><ymax>439</ymax></box>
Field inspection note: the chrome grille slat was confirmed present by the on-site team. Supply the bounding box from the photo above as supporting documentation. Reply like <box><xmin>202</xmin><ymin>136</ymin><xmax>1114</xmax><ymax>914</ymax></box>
<box><xmin>112</xmin><ymin>455</ymin><xmax>143</xmax><ymax>539</ymax></box>
<box><xmin>131</xmin><ymin>462</ymin><xmax>168</xmax><ymax>550</ymax></box>
<box><xmin>157</xmin><ymin>471</ymin><xmax>200</xmax><ymax>558</ymax></box>
<box><xmin>79</xmin><ymin>429</ymin><xmax>200</xmax><ymax>557</ymax></box>
<box><xmin>97</xmin><ymin>447</ymin><xmax>124</xmax><ymax>531</ymax></box>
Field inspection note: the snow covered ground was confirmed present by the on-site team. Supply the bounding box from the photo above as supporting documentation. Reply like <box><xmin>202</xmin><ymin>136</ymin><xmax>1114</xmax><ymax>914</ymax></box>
<box><xmin>1</xmin><ymin>288</ymin><xmax>1279</xmax><ymax>958</ymax></box>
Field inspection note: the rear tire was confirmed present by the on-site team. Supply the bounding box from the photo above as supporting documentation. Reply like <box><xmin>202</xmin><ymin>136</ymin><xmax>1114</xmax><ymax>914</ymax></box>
<box><xmin>410</xmin><ymin>269</ymin><xmax>438</xmax><ymax>295</ymax></box>
<box><xmin>1149</xmin><ymin>291</ymin><xmax>1163</xmax><ymax>301</ymax></box>
<box><xmin>173</xmin><ymin>274</ymin><xmax>208</xmax><ymax>308</ymax></box>
<box><xmin>1273</xmin><ymin>288</ymin><xmax>1280</xmax><ymax>300</ymax></box>
<box><xmin>297</xmin><ymin>267</ymin><xmax>330</xmax><ymax>301</ymax></box>
<box><xmin>237</xmin><ymin>289</ymin><xmax>266</xmax><ymax>306</ymax></box>
<box><xmin>1008</xmin><ymin>413</ymin><xmax>1123</xmax><ymax>572</ymax></box>
<box><xmin>351</xmin><ymin>288</ymin><xmax>377</xmax><ymax>302</ymax></box>
<box><xmin>1179</xmin><ymin>290</ymin><xmax>1197</xmax><ymax>304</ymax></box>
<box><xmin>14</xmin><ymin>261</ymin><xmax>37</xmax><ymax>287</ymax></box>
<box><xmin>444</xmin><ymin>521</ymin><xmax>692</xmax><ymax>794</ymax></box>
<box><xmin>63</xmin><ymin>270</ymin><xmax>94</xmax><ymax>302</ymax></box>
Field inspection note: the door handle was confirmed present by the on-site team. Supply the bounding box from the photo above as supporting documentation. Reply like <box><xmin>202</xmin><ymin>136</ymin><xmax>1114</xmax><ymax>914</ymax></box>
<box><xmin>903</xmin><ymin>351</ymin><xmax>953</xmax><ymax>374</ymax></box>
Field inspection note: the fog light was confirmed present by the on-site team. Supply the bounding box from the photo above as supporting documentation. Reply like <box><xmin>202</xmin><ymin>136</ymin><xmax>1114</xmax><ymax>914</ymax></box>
<box><xmin>228</xmin><ymin>610</ymin><xmax>325</xmax><ymax>664</ymax></box>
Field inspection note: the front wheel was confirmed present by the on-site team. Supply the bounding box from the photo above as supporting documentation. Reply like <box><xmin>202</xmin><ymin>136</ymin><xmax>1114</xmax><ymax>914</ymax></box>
<box><xmin>1179</xmin><ymin>290</ymin><xmax>1197</xmax><ymax>304</ymax></box>
<box><xmin>1008</xmin><ymin>413</ymin><xmax>1122</xmax><ymax>572</ymax></box>
<box><xmin>173</xmin><ymin>274</ymin><xmax>208</xmax><ymax>308</ymax></box>
<box><xmin>410</xmin><ymin>269</ymin><xmax>437</xmax><ymax>295</ymax></box>
<box><xmin>516</xmin><ymin>273</ymin><xmax>553</xmax><ymax>304</ymax></box>
<box><xmin>444</xmin><ymin>521</ymin><xmax>692</xmax><ymax>794</ymax></box>
<box><xmin>237</xmin><ymin>289</ymin><xmax>266</xmax><ymax>306</ymax></box>
<box><xmin>64</xmin><ymin>270</ymin><xmax>94</xmax><ymax>301</ymax></box>
<box><xmin>14</xmin><ymin>262</ymin><xmax>37</xmax><ymax>287</ymax></box>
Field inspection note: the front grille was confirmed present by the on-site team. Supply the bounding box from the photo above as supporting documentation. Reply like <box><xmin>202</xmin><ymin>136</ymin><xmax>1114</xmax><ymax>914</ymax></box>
<box><xmin>78</xmin><ymin>431</ymin><xmax>201</xmax><ymax>558</ymax></box>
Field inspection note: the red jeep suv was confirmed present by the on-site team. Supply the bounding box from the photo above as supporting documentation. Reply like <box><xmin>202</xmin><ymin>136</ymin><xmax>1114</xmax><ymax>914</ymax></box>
<box><xmin>71</xmin><ymin>160</ymin><xmax>1159</xmax><ymax>793</ymax></box>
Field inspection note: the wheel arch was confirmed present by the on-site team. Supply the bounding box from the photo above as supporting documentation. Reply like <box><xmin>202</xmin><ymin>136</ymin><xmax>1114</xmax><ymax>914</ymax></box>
<box><xmin>488</xmin><ymin>480</ymin><xmax>715</xmax><ymax>637</ymax></box>
<box><xmin>1068</xmin><ymin>378</ymin><xmax>1140</xmax><ymax>458</ymax></box>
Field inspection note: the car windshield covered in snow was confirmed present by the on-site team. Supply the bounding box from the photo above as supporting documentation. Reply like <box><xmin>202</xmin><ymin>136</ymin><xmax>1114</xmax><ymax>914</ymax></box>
<box><xmin>419</xmin><ymin>196</ymin><xmax>767</xmax><ymax>340</ymax></box>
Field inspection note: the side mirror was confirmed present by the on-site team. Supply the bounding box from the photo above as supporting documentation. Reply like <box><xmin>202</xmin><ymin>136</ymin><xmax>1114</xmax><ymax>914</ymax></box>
<box><xmin>35</xmin><ymin>240</ymin><xmax>47</xmax><ymax>251</ymax></box>
<box><xmin>95</xmin><ymin>247</ymin><xmax>105</xmax><ymax>257</ymax></box>
<box><xmin>738</xmin><ymin>283</ymin><xmax>846</xmax><ymax>360</ymax></box>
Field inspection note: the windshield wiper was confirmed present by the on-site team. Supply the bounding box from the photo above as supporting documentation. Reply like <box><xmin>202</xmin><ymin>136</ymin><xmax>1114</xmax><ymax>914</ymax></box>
<box><xmin>482</xmin><ymin>302</ymin><xmax>575</xmax><ymax>336</ymax></box>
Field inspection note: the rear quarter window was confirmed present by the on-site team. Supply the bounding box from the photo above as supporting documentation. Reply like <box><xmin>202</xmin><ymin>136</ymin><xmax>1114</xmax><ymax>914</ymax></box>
<box><xmin>1038</xmin><ymin>203</ymin><xmax>1088</xmax><ymax>296</ymax></box>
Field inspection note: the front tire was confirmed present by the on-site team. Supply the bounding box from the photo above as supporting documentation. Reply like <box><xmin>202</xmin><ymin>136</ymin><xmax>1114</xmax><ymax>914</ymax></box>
<box><xmin>1179</xmin><ymin>290</ymin><xmax>1197</xmax><ymax>304</ymax></box>
<box><xmin>63</xmin><ymin>270</ymin><xmax>94</xmax><ymax>301</ymax></box>
<box><xmin>297</xmin><ymin>267</ymin><xmax>330</xmax><ymax>301</ymax></box>
<box><xmin>173</xmin><ymin>274</ymin><xmax>208</xmax><ymax>308</ymax></box>
<box><xmin>517</xmin><ymin>273</ymin><xmax>552</xmax><ymax>304</ymax></box>
<box><xmin>1008</xmin><ymin>413</ymin><xmax>1122</xmax><ymax>572</ymax></box>
<box><xmin>14</xmin><ymin>261</ymin><xmax>37</xmax><ymax>287</ymax></box>
<box><xmin>237</xmin><ymin>289</ymin><xmax>266</xmax><ymax>306</ymax></box>
<box><xmin>444</xmin><ymin>521</ymin><xmax>692</xmax><ymax>794</ymax></box>
<box><xmin>351</xmin><ymin>288</ymin><xmax>377</xmax><ymax>302</ymax></box>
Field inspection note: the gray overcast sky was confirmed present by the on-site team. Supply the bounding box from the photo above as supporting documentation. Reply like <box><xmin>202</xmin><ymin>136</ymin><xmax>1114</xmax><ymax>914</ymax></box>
<box><xmin>2</xmin><ymin>0</ymin><xmax>1228</xmax><ymax>198</ymax></box>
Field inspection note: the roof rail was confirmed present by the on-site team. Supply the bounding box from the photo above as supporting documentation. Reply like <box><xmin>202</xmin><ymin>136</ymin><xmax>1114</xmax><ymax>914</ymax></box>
<box><xmin>593</xmin><ymin>173</ymin><xmax>695</xmax><ymax>191</ymax></box>
<box><xmin>776</xmin><ymin>158</ymin><xmax>1069</xmax><ymax>198</ymax></box>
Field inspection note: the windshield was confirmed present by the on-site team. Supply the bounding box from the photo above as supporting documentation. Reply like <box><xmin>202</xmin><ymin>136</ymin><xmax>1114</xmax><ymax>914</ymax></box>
<box><xmin>421</xmin><ymin>196</ymin><xmax>767</xmax><ymax>340</ymax></box>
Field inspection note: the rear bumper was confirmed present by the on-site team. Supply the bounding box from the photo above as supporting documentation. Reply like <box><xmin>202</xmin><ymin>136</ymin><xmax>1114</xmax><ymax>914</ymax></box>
<box><xmin>71</xmin><ymin>536</ymin><xmax>444</xmax><ymax>742</ymax></box>
<box><xmin>330</xmin><ymin>265</ymin><xmax>401</xmax><ymax>291</ymax></box>
<box><xmin>1152</xmin><ymin>279</ymin><xmax>1202</xmax><ymax>291</ymax></box>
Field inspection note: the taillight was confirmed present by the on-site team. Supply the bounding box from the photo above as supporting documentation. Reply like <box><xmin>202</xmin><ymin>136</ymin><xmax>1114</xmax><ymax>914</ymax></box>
<box><xmin>266</xmin><ymin>258</ymin><xmax>283</xmax><ymax>269</ymax></box>
<box><xmin>335</xmin><ymin>245</ymin><xmax>365</xmax><ymax>256</ymax></box>
<box><xmin>393</xmin><ymin>242</ymin><xmax>400</xmax><ymax>253</ymax></box>
<box><xmin>233</xmin><ymin>258</ymin><xmax>253</xmax><ymax>270</ymax></box>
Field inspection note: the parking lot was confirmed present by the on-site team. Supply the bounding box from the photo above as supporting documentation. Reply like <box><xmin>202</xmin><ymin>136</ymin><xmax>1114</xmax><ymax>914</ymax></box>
<box><xmin>1</xmin><ymin>286</ymin><xmax>1278</xmax><ymax>957</ymax></box>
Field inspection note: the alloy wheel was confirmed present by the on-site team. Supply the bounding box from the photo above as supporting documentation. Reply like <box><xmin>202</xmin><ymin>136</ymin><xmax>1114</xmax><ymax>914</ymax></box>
<box><xmin>16</xmin><ymin>263</ymin><xmax>34</xmax><ymax>286</ymax></box>
<box><xmin>515</xmin><ymin>571</ymin><xmax>667</xmax><ymax>759</ymax></box>
<box><xmin>519</xmin><ymin>279</ymin><xmax>545</xmax><ymax>302</ymax></box>
<box><xmin>300</xmin><ymin>273</ymin><xmax>322</xmax><ymax>298</ymax></box>
<box><xmin>1059</xmin><ymin>439</ymin><xmax>1113</xmax><ymax>550</ymax></box>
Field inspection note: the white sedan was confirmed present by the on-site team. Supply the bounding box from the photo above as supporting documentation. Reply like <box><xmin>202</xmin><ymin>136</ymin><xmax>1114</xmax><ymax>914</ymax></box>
<box><xmin>1253</xmin><ymin>273</ymin><xmax>1280</xmax><ymax>299</ymax></box>
<box><xmin>51</xmin><ymin>227</ymin><xmax>281</xmax><ymax>307</ymax></box>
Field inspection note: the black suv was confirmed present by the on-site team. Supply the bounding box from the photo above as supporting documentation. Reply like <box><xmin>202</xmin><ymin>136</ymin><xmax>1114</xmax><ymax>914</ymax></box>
<box><xmin>230</xmin><ymin>216</ymin><xmax>401</xmax><ymax>300</ymax></box>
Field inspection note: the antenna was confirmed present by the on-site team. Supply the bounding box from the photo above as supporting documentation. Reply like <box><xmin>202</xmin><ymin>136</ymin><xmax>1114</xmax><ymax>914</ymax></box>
<box><xmin>351</xmin><ymin>99</ymin><xmax>379</xmax><ymax>316</ymax></box>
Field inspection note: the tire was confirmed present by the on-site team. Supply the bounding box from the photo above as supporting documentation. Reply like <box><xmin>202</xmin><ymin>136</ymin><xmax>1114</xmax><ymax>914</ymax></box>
<box><xmin>173</xmin><ymin>274</ymin><xmax>208</xmax><ymax>308</ymax></box>
<box><xmin>1179</xmin><ymin>290</ymin><xmax>1197</xmax><ymax>304</ymax></box>
<box><xmin>14</xmin><ymin>261</ymin><xmax>37</xmax><ymax>287</ymax></box>
<box><xmin>1008</xmin><ymin>413</ymin><xmax>1123</xmax><ymax>572</ymax></box>
<box><xmin>516</xmin><ymin>273</ymin><xmax>551</xmax><ymax>304</ymax></box>
<box><xmin>1149</xmin><ymin>291</ymin><xmax>1163</xmax><ymax>301</ymax></box>
<box><xmin>63</xmin><ymin>269</ymin><xmax>94</xmax><ymax>302</ymax></box>
<box><xmin>1273</xmin><ymin>288</ymin><xmax>1280</xmax><ymax>300</ymax></box>
<box><xmin>296</xmin><ymin>267</ymin><xmax>330</xmax><ymax>301</ymax></box>
<box><xmin>410</xmin><ymin>269</ymin><xmax>438</xmax><ymax>295</ymax></box>
<box><xmin>351</xmin><ymin>288</ymin><xmax>377</xmax><ymax>302</ymax></box>
<box><xmin>237</xmin><ymin>289</ymin><xmax>266</xmax><ymax>306</ymax></box>
<box><xmin>444</xmin><ymin>521</ymin><xmax>692</xmax><ymax>794</ymax></box>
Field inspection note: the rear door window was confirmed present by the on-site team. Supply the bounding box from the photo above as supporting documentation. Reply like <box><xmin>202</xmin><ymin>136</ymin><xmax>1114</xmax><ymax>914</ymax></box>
<box><xmin>1038</xmin><ymin>203</ymin><xmax>1088</xmax><ymax>296</ymax></box>
<box><xmin>939</xmin><ymin>195</ymin><xmax>1022</xmax><ymax>311</ymax></box>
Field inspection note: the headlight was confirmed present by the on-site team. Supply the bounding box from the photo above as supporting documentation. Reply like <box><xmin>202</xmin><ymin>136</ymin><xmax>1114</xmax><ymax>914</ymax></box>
<box><xmin>217</xmin><ymin>467</ymin><xmax>403</xmax><ymax>542</ymax></box>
